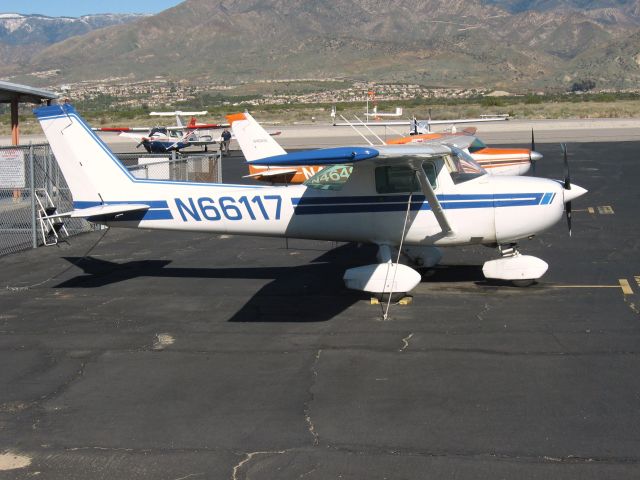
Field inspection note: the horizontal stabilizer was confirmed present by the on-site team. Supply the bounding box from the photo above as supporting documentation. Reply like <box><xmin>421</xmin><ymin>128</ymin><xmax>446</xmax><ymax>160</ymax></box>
<box><xmin>44</xmin><ymin>203</ymin><xmax>150</xmax><ymax>220</ymax></box>
<box><xmin>251</xmin><ymin>147</ymin><xmax>379</xmax><ymax>166</ymax></box>
<box><xmin>118</xmin><ymin>132</ymin><xmax>146</xmax><ymax>140</ymax></box>
<box><xmin>243</xmin><ymin>168</ymin><xmax>298</xmax><ymax>178</ymax></box>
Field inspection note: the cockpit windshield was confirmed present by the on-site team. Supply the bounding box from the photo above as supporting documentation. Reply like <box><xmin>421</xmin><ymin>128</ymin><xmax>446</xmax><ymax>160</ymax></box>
<box><xmin>304</xmin><ymin>164</ymin><xmax>353</xmax><ymax>190</ymax></box>
<box><xmin>150</xmin><ymin>127</ymin><xmax>168</xmax><ymax>137</ymax></box>
<box><xmin>444</xmin><ymin>147</ymin><xmax>486</xmax><ymax>184</ymax></box>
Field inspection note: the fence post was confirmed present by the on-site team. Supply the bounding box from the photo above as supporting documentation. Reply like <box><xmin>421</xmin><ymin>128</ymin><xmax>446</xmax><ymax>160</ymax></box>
<box><xmin>29</xmin><ymin>143</ymin><xmax>37</xmax><ymax>249</ymax></box>
<box><xmin>51</xmin><ymin>147</ymin><xmax>58</xmax><ymax>201</ymax></box>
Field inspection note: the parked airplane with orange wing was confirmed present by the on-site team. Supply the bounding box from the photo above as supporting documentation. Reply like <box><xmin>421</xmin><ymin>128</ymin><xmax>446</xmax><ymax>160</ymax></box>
<box><xmin>227</xmin><ymin>113</ymin><xmax>323</xmax><ymax>184</ymax></box>
<box><xmin>229</xmin><ymin>112</ymin><xmax>542</xmax><ymax>183</ymax></box>
<box><xmin>387</xmin><ymin>130</ymin><xmax>543</xmax><ymax>176</ymax></box>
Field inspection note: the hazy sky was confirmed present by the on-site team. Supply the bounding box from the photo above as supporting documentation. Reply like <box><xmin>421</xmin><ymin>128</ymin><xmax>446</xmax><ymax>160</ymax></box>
<box><xmin>0</xmin><ymin>0</ymin><xmax>184</xmax><ymax>17</ymax></box>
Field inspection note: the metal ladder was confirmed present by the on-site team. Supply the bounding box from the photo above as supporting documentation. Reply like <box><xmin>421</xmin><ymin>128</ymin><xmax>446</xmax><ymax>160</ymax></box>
<box><xmin>35</xmin><ymin>188</ymin><xmax>69</xmax><ymax>246</ymax></box>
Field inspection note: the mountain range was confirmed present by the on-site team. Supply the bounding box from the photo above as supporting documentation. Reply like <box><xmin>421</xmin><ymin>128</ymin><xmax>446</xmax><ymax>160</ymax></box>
<box><xmin>2</xmin><ymin>0</ymin><xmax>640</xmax><ymax>90</ymax></box>
<box><xmin>0</xmin><ymin>13</ymin><xmax>145</xmax><ymax>73</ymax></box>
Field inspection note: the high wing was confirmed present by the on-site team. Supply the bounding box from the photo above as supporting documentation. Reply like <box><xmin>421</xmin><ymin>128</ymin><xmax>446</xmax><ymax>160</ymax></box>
<box><xmin>92</xmin><ymin>127</ymin><xmax>151</xmax><ymax>133</ymax></box>
<box><xmin>181</xmin><ymin>123</ymin><xmax>229</xmax><ymax>131</ymax></box>
<box><xmin>149</xmin><ymin>111</ymin><xmax>208</xmax><ymax>117</ymax></box>
<box><xmin>246</xmin><ymin>141</ymin><xmax>456</xmax><ymax>235</ymax></box>
<box><xmin>333</xmin><ymin>116</ymin><xmax>509</xmax><ymax>127</ymax></box>
<box><xmin>117</xmin><ymin>132</ymin><xmax>148</xmax><ymax>141</ymax></box>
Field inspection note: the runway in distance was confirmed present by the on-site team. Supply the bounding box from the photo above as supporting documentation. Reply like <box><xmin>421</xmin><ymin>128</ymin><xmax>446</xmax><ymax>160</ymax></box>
<box><xmin>36</xmin><ymin>103</ymin><xmax>586</xmax><ymax>300</ymax></box>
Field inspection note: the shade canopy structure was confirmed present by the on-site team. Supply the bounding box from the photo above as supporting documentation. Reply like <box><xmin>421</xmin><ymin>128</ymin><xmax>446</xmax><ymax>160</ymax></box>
<box><xmin>0</xmin><ymin>80</ymin><xmax>58</xmax><ymax>145</ymax></box>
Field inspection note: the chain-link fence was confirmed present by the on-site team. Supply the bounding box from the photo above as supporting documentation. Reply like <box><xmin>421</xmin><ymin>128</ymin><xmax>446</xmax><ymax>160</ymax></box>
<box><xmin>0</xmin><ymin>146</ymin><xmax>222</xmax><ymax>257</ymax></box>
<box><xmin>0</xmin><ymin>143</ymin><xmax>95</xmax><ymax>256</ymax></box>
<box><xmin>121</xmin><ymin>151</ymin><xmax>222</xmax><ymax>183</ymax></box>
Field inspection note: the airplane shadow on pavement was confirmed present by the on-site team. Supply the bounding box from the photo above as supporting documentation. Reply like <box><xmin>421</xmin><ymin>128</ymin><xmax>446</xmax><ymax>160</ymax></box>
<box><xmin>55</xmin><ymin>243</ymin><xmax>491</xmax><ymax>321</ymax></box>
<box><xmin>55</xmin><ymin>243</ymin><xmax>374</xmax><ymax>322</ymax></box>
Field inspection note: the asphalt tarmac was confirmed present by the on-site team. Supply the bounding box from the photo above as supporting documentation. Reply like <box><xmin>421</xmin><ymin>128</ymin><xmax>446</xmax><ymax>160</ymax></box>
<box><xmin>1</xmin><ymin>141</ymin><xmax>639</xmax><ymax>479</ymax></box>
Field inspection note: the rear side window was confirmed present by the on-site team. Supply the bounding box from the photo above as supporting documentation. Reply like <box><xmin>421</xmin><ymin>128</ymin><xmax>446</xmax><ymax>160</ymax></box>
<box><xmin>375</xmin><ymin>162</ymin><xmax>437</xmax><ymax>193</ymax></box>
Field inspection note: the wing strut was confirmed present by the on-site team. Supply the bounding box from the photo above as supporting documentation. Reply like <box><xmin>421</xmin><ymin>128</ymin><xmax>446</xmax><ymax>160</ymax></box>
<box><xmin>410</xmin><ymin>160</ymin><xmax>452</xmax><ymax>234</ymax></box>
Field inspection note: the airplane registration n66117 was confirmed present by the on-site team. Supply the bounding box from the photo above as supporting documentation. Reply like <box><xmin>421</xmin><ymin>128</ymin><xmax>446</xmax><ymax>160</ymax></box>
<box><xmin>174</xmin><ymin>195</ymin><xmax>283</xmax><ymax>222</ymax></box>
<box><xmin>35</xmin><ymin>104</ymin><xmax>586</xmax><ymax>299</ymax></box>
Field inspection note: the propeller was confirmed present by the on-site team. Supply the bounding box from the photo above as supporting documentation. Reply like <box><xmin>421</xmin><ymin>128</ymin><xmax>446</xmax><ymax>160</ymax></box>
<box><xmin>529</xmin><ymin>129</ymin><xmax>536</xmax><ymax>174</ymax></box>
<box><xmin>561</xmin><ymin>143</ymin><xmax>572</xmax><ymax>236</ymax></box>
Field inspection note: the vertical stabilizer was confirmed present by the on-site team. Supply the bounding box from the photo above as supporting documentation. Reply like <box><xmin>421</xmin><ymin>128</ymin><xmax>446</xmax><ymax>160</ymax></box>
<box><xmin>226</xmin><ymin>112</ymin><xmax>286</xmax><ymax>162</ymax></box>
<box><xmin>34</xmin><ymin>104</ymin><xmax>134</xmax><ymax>203</ymax></box>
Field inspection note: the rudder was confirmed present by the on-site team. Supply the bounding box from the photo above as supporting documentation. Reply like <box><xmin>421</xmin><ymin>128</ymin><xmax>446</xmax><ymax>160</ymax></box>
<box><xmin>226</xmin><ymin>112</ymin><xmax>286</xmax><ymax>162</ymax></box>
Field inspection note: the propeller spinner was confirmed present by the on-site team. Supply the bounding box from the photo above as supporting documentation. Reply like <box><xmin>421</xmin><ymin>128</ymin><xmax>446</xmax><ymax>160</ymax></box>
<box><xmin>560</xmin><ymin>143</ymin><xmax>587</xmax><ymax>236</ymax></box>
<box><xmin>529</xmin><ymin>129</ymin><xmax>543</xmax><ymax>173</ymax></box>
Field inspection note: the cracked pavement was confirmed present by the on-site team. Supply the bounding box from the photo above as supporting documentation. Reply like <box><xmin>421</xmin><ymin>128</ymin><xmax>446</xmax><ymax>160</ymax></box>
<box><xmin>1</xmin><ymin>142</ymin><xmax>640</xmax><ymax>478</ymax></box>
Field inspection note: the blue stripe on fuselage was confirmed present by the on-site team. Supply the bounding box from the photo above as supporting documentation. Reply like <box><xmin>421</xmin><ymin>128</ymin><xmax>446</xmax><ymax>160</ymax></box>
<box><xmin>73</xmin><ymin>200</ymin><xmax>174</xmax><ymax>220</ymax></box>
<box><xmin>74</xmin><ymin>200</ymin><xmax>169</xmax><ymax>209</ymax></box>
<box><xmin>291</xmin><ymin>193</ymin><xmax>552</xmax><ymax>215</ymax></box>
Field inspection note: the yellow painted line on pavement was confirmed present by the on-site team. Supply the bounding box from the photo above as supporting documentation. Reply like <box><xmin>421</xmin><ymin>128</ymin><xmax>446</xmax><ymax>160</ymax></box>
<box><xmin>619</xmin><ymin>279</ymin><xmax>634</xmax><ymax>295</ymax></box>
<box><xmin>587</xmin><ymin>207</ymin><xmax>595</xmax><ymax>214</ymax></box>
<box><xmin>550</xmin><ymin>280</ymin><xmax>634</xmax><ymax>295</ymax></box>
<box><xmin>597</xmin><ymin>205</ymin><xmax>614</xmax><ymax>215</ymax></box>
<box><xmin>549</xmin><ymin>285</ymin><xmax>620</xmax><ymax>289</ymax></box>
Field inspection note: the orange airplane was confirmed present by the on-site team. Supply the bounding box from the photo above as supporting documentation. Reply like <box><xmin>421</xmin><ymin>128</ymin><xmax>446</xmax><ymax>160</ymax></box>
<box><xmin>228</xmin><ymin>113</ymin><xmax>542</xmax><ymax>184</ymax></box>
<box><xmin>387</xmin><ymin>129</ymin><xmax>543</xmax><ymax>176</ymax></box>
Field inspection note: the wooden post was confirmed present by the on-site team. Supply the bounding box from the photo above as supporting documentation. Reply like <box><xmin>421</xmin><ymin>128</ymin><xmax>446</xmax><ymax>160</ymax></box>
<box><xmin>11</xmin><ymin>96</ymin><xmax>21</xmax><ymax>203</ymax></box>
<box><xmin>11</xmin><ymin>96</ymin><xmax>19</xmax><ymax>146</ymax></box>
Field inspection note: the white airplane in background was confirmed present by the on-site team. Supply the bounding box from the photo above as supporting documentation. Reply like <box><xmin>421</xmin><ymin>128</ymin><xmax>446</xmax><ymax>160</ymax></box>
<box><xmin>332</xmin><ymin>105</ymin><xmax>509</xmax><ymax>129</ymax></box>
<box><xmin>35</xmin><ymin>103</ymin><xmax>586</xmax><ymax>302</ymax></box>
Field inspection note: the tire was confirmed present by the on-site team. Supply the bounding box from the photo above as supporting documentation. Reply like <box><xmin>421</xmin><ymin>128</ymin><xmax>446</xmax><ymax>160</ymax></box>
<box><xmin>512</xmin><ymin>279</ymin><xmax>535</xmax><ymax>287</ymax></box>
<box><xmin>376</xmin><ymin>292</ymin><xmax>407</xmax><ymax>303</ymax></box>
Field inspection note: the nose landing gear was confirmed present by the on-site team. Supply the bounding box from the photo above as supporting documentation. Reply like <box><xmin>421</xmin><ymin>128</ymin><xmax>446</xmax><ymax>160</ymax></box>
<box><xmin>482</xmin><ymin>243</ymin><xmax>548</xmax><ymax>287</ymax></box>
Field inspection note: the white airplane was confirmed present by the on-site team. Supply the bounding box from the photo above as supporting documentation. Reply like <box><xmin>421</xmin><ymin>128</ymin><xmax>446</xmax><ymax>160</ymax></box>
<box><xmin>35</xmin><ymin>104</ymin><xmax>586</xmax><ymax>300</ymax></box>
<box><xmin>332</xmin><ymin>105</ymin><xmax>509</xmax><ymax>129</ymax></box>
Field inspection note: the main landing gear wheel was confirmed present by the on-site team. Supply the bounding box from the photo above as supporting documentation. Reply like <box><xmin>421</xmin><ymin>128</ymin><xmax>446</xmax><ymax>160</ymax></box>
<box><xmin>511</xmin><ymin>279</ymin><xmax>535</xmax><ymax>287</ymax></box>
<box><xmin>375</xmin><ymin>292</ymin><xmax>408</xmax><ymax>303</ymax></box>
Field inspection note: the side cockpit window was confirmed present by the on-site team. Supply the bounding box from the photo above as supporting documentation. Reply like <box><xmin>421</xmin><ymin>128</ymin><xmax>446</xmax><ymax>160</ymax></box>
<box><xmin>375</xmin><ymin>161</ymin><xmax>437</xmax><ymax>194</ymax></box>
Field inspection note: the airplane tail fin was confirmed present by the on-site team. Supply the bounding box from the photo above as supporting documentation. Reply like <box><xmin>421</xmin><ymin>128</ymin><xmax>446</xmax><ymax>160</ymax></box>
<box><xmin>34</xmin><ymin>104</ymin><xmax>135</xmax><ymax>203</ymax></box>
<box><xmin>226</xmin><ymin>112</ymin><xmax>286</xmax><ymax>162</ymax></box>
